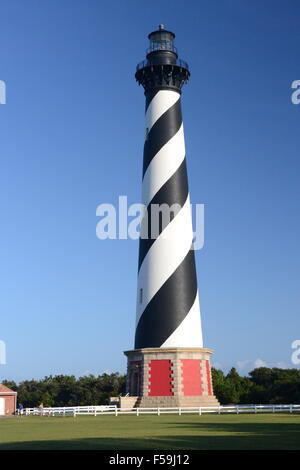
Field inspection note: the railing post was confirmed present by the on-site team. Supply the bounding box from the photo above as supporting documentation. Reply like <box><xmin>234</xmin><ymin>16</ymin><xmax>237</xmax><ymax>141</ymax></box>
<box><xmin>115</xmin><ymin>407</ymin><xmax>118</xmax><ymax>417</ymax></box>
<box><xmin>236</xmin><ymin>406</ymin><xmax>239</xmax><ymax>415</ymax></box>
<box><xmin>290</xmin><ymin>405</ymin><xmax>293</xmax><ymax>414</ymax></box>
<box><xmin>136</xmin><ymin>408</ymin><xmax>139</xmax><ymax>417</ymax></box>
<box><xmin>254</xmin><ymin>405</ymin><xmax>257</xmax><ymax>414</ymax></box>
<box><xmin>272</xmin><ymin>405</ymin><xmax>275</xmax><ymax>413</ymax></box>
<box><xmin>218</xmin><ymin>406</ymin><xmax>221</xmax><ymax>415</ymax></box>
<box><xmin>199</xmin><ymin>407</ymin><xmax>202</xmax><ymax>415</ymax></box>
<box><xmin>158</xmin><ymin>408</ymin><xmax>160</xmax><ymax>416</ymax></box>
<box><xmin>178</xmin><ymin>407</ymin><xmax>181</xmax><ymax>416</ymax></box>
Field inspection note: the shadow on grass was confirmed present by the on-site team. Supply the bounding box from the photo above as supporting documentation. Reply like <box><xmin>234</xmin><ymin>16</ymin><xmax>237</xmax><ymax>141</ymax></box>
<box><xmin>0</xmin><ymin>423</ymin><xmax>300</xmax><ymax>450</ymax></box>
<box><xmin>168</xmin><ymin>420</ymin><xmax>300</xmax><ymax>434</ymax></box>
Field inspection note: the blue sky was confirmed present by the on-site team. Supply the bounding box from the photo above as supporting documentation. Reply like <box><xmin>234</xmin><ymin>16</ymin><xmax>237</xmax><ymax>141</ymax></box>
<box><xmin>0</xmin><ymin>0</ymin><xmax>299</xmax><ymax>381</ymax></box>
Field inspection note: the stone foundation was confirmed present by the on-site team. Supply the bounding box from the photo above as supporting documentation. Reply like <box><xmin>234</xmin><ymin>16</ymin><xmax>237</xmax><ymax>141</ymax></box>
<box><xmin>119</xmin><ymin>396</ymin><xmax>139</xmax><ymax>409</ymax></box>
<box><xmin>123</xmin><ymin>347</ymin><xmax>219</xmax><ymax>408</ymax></box>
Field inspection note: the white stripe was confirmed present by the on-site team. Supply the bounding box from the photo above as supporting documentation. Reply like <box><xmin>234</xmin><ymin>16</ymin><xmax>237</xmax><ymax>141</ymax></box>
<box><xmin>142</xmin><ymin>124</ymin><xmax>185</xmax><ymax>206</ymax></box>
<box><xmin>145</xmin><ymin>90</ymin><xmax>180</xmax><ymax>132</ymax></box>
<box><xmin>160</xmin><ymin>292</ymin><xmax>203</xmax><ymax>348</ymax></box>
<box><xmin>136</xmin><ymin>196</ymin><xmax>193</xmax><ymax>326</ymax></box>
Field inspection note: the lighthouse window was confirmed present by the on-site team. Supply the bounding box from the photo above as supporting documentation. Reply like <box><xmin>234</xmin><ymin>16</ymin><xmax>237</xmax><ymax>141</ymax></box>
<box><xmin>139</xmin><ymin>288</ymin><xmax>143</xmax><ymax>304</ymax></box>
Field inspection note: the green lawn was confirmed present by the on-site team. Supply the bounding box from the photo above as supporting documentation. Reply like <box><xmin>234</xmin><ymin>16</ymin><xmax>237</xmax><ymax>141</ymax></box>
<box><xmin>0</xmin><ymin>413</ymin><xmax>299</xmax><ymax>450</ymax></box>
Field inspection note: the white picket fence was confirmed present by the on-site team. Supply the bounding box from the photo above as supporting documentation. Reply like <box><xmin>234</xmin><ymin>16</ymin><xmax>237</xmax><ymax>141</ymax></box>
<box><xmin>21</xmin><ymin>404</ymin><xmax>300</xmax><ymax>417</ymax></box>
<box><xmin>21</xmin><ymin>405</ymin><xmax>117</xmax><ymax>416</ymax></box>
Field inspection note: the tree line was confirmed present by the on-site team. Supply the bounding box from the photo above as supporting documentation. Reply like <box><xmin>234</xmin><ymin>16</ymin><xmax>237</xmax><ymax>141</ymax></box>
<box><xmin>2</xmin><ymin>367</ymin><xmax>300</xmax><ymax>407</ymax></box>
<box><xmin>212</xmin><ymin>367</ymin><xmax>300</xmax><ymax>404</ymax></box>
<box><xmin>2</xmin><ymin>373</ymin><xmax>126</xmax><ymax>407</ymax></box>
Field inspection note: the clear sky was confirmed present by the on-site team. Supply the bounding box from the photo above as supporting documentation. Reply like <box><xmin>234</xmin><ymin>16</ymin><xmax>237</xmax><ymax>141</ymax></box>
<box><xmin>1</xmin><ymin>0</ymin><xmax>299</xmax><ymax>382</ymax></box>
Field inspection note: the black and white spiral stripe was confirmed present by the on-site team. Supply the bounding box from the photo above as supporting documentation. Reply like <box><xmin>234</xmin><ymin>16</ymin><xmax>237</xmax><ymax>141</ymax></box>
<box><xmin>135</xmin><ymin>90</ymin><xmax>203</xmax><ymax>349</ymax></box>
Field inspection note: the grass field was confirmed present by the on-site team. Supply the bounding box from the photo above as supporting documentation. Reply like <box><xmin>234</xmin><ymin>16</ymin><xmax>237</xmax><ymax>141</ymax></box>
<box><xmin>0</xmin><ymin>413</ymin><xmax>299</xmax><ymax>450</ymax></box>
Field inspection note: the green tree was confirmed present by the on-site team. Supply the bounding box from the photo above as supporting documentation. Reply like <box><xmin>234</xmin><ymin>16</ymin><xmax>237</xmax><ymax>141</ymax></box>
<box><xmin>1</xmin><ymin>380</ymin><xmax>17</xmax><ymax>391</ymax></box>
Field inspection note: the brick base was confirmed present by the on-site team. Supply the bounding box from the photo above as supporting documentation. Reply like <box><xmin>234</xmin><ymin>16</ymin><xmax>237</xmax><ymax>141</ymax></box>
<box><xmin>122</xmin><ymin>347</ymin><xmax>219</xmax><ymax>409</ymax></box>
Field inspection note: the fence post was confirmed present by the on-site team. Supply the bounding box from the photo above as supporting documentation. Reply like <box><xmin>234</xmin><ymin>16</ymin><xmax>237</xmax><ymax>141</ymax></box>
<box><xmin>199</xmin><ymin>407</ymin><xmax>202</xmax><ymax>416</ymax></box>
<box><xmin>254</xmin><ymin>405</ymin><xmax>257</xmax><ymax>414</ymax></box>
<box><xmin>290</xmin><ymin>405</ymin><xmax>293</xmax><ymax>414</ymax></box>
<box><xmin>158</xmin><ymin>408</ymin><xmax>160</xmax><ymax>416</ymax></box>
<box><xmin>236</xmin><ymin>406</ymin><xmax>239</xmax><ymax>415</ymax></box>
<box><xmin>218</xmin><ymin>406</ymin><xmax>221</xmax><ymax>415</ymax></box>
<box><xmin>136</xmin><ymin>408</ymin><xmax>139</xmax><ymax>417</ymax></box>
<box><xmin>272</xmin><ymin>405</ymin><xmax>275</xmax><ymax>413</ymax></box>
<box><xmin>179</xmin><ymin>407</ymin><xmax>181</xmax><ymax>416</ymax></box>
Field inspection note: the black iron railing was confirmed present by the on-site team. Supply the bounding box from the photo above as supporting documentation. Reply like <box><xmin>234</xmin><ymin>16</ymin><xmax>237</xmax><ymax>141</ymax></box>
<box><xmin>136</xmin><ymin>59</ymin><xmax>189</xmax><ymax>72</ymax></box>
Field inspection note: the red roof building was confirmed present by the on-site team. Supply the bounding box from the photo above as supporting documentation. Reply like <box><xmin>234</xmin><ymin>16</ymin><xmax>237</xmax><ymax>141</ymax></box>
<box><xmin>0</xmin><ymin>384</ymin><xmax>17</xmax><ymax>416</ymax></box>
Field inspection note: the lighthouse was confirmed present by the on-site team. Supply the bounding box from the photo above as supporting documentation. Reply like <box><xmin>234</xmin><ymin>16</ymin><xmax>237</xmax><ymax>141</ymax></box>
<box><xmin>123</xmin><ymin>26</ymin><xmax>219</xmax><ymax>408</ymax></box>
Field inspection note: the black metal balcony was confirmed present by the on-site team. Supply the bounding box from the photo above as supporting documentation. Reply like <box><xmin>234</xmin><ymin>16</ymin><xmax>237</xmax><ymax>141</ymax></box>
<box><xmin>136</xmin><ymin>58</ymin><xmax>189</xmax><ymax>73</ymax></box>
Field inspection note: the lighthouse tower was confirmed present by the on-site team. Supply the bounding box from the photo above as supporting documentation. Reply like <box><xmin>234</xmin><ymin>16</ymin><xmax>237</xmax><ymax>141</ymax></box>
<box><xmin>123</xmin><ymin>26</ymin><xmax>219</xmax><ymax>408</ymax></box>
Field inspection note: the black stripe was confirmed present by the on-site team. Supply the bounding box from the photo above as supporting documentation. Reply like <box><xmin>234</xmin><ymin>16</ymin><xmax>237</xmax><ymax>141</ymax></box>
<box><xmin>145</xmin><ymin>90</ymin><xmax>159</xmax><ymax>112</ymax></box>
<box><xmin>143</xmin><ymin>98</ymin><xmax>182</xmax><ymax>177</ymax></box>
<box><xmin>138</xmin><ymin>158</ymin><xmax>189</xmax><ymax>271</ymax></box>
<box><xmin>134</xmin><ymin>249</ymin><xmax>198</xmax><ymax>349</ymax></box>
